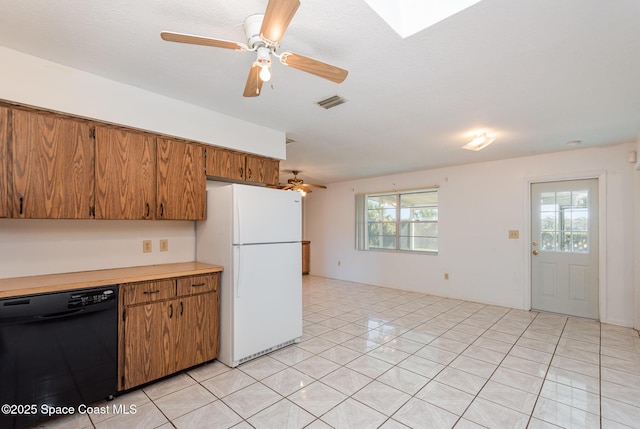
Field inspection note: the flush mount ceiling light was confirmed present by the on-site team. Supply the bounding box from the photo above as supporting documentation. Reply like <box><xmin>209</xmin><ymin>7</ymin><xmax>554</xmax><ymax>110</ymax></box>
<box><xmin>463</xmin><ymin>133</ymin><xmax>495</xmax><ymax>151</ymax></box>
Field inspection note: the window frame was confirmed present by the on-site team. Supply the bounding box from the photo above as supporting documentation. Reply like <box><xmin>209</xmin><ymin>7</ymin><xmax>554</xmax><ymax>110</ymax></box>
<box><xmin>357</xmin><ymin>188</ymin><xmax>439</xmax><ymax>254</ymax></box>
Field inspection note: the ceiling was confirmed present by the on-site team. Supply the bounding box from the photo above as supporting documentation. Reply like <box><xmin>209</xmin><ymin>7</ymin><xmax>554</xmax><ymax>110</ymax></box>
<box><xmin>1</xmin><ymin>0</ymin><xmax>639</xmax><ymax>185</ymax></box>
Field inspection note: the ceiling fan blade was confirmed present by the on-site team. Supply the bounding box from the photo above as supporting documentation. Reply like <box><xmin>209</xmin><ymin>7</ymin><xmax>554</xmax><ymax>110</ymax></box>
<box><xmin>292</xmin><ymin>185</ymin><xmax>311</xmax><ymax>193</ymax></box>
<box><xmin>280</xmin><ymin>52</ymin><xmax>348</xmax><ymax>83</ymax></box>
<box><xmin>243</xmin><ymin>64</ymin><xmax>264</xmax><ymax>97</ymax></box>
<box><xmin>260</xmin><ymin>0</ymin><xmax>300</xmax><ymax>44</ymax></box>
<box><xmin>161</xmin><ymin>31</ymin><xmax>247</xmax><ymax>51</ymax></box>
<box><xmin>303</xmin><ymin>183</ymin><xmax>327</xmax><ymax>189</ymax></box>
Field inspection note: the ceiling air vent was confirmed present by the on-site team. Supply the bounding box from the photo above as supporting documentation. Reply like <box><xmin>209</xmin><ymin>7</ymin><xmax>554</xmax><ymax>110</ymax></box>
<box><xmin>316</xmin><ymin>95</ymin><xmax>347</xmax><ymax>110</ymax></box>
<box><xmin>286</xmin><ymin>137</ymin><xmax>296</xmax><ymax>145</ymax></box>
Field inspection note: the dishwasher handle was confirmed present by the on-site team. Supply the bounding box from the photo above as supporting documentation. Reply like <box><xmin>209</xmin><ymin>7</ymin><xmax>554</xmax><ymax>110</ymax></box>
<box><xmin>39</xmin><ymin>308</ymin><xmax>85</xmax><ymax>319</ymax></box>
<box><xmin>1</xmin><ymin>308</ymin><xmax>87</xmax><ymax>326</ymax></box>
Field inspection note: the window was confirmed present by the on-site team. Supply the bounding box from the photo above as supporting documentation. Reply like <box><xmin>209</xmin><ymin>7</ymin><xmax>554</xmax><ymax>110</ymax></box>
<box><xmin>539</xmin><ymin>189</ymin><xmax>589</xmax><ymax>253</ymax></box>
<box><xmin>356</xmin><ymin>189</ymin><xmax>438</xmax><ymax>253</ymax></box>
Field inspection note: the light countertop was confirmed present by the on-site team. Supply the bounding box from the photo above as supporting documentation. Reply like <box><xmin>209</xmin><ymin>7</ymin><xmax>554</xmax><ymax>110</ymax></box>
<box><xmin>0</xmin><ymin>262</ymin><xmax>223</xmax><ymax>298</ymax></box>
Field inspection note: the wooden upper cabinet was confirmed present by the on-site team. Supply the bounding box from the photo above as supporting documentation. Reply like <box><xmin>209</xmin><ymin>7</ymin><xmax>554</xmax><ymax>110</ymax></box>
<box><xmin>9</xmin><ymin>109</ymin><xmax>95</xmax><ymax>219</ymax></box>
<box><xmin>205</xmin><ymin>145</ymin><xmax>279</xmax><ymax>186</ymax></box>
<box><xmin>245</xmin><ymin>154</ymin><xmax>280</xmax><ymax>186</ymax></box>
<box><xmin>95</xmin><ymin>127</ymin><xmax>156</xmax><ymax>220</ymax></box>
<box><xmin>0</xmin><ymin>107</ymin><xmax>8</xmax><ymax>218</ymax></box>
<box><xmin>157</xmin><ymin>138</ymin><xmax>206</xmax><ymax>220</ymax></box>
<box><xmin>205</xmin><ymin>146</ymin><xmax>246</xmax><ymax>181</ymax></box>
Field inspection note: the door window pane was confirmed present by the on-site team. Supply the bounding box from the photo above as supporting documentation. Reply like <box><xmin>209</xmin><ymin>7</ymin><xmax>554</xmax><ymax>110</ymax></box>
<box><xmin>539</xmin><ymin>189</ymin><xmax>589</xmax><ymax>253</ymax></box>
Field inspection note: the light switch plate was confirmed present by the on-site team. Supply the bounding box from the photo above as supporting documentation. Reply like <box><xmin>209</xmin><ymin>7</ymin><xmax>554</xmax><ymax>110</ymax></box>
<box><xmin>508</xmin><ymin>230</ymin><xmax>519</xmax><ymax>239</ymax></box>
<box><xmin>160</xmin><ymin>239</ymin><xmax>168</xmax><ymax>252</ymax></box>
<box><xmin>143</xmin><ymin>240</ymin><xmax>152</xmax><ymax>253</ymax></box>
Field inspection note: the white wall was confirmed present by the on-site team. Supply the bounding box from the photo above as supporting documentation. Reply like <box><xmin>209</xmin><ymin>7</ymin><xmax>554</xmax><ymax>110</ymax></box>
<box><xmin>0</xmin><ymin>46</ymin><xmax>286</xmax><ymax>279</ymax></box>
<box><xmin>0</xmin><ymin>220</ymin><xmax>195</xmax><ymax>278</ymax></box>
<box><xmin>0</xmin><ymin>46</ymin><xmax>285</xmax><ymax>159</ymax></box>
<box><xmin>306</xmin><ymin>143</ymin><xmax>637</xmax><ymax>327</ymax></box>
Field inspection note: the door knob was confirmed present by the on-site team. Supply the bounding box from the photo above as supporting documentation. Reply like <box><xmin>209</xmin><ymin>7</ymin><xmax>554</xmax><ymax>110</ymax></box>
<box><xmin>532</xmin><ymin>250</ymin><xmax>539</xmax><ymax>255</ymax></box>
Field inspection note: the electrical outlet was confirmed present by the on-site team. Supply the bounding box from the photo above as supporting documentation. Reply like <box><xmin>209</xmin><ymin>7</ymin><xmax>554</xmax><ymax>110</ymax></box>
<box><xmin>508</xmin><ymin>230</ymin><xmax>520</xmax><ymax>239</ymax></box>
<box><xmin>142</xmin><ymin>240</ymin><xmax>152</xmax><ymax>253</ymax></box>
<box><xmin>444</xmin><ymin>273</ymin><xmax>449</xmax><ymax>280</ymax></box>
<box><xmin>160</xmin><ymin>239</ymin><xmax>169</xmax><ymax>252</ymax></box>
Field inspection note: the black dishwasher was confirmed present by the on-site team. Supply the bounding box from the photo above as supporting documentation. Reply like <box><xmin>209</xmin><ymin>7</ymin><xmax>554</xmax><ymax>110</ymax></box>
<box><xmin>0</xmin><ymin>286</ymin><xmax>118</xmax><ymax>429</ymax></box>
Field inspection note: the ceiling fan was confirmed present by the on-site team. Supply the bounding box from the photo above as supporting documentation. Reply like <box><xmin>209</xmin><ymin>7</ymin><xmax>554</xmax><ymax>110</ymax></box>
<box><xmin>277</xmin><ymin>170</ymin><xmax>327</xmax><ymax>194</ymax></box>
<box><xmin>160</xmin><ymin>0</ymin><xmax>348</xmax><ymax>97</ymax></box>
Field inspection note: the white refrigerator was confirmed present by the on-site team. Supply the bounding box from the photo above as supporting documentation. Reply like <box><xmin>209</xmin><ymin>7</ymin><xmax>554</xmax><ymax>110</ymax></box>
<box><xmin>196</xmin><ymin>183</ymin><xmax>302</xmax><ymax>367</ymax></box>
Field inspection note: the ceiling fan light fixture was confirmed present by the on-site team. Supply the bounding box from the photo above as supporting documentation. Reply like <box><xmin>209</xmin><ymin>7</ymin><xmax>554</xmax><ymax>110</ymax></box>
<box><xmin>161</xmin><ymin>0</ymin><xmax>347</xmax><ymax>97</ymax></box>
<box><xmin>255</xmin><ymin>46</ymin><xmax>272</xmax><ymax>82</ymax></box>
<box><xmin>278</xmin><ymin>170</ymin><xmax>326</xmax><ymax>194</ymax></box>
<box><xmin>463</xmin><ymin>133</ymin><xmax>495</xmax><ymax>151</ymax></box>
<box><xmin>259</xmin><ymin>64</ymin><xmax>271</xmax><ymax>82</ymax></box>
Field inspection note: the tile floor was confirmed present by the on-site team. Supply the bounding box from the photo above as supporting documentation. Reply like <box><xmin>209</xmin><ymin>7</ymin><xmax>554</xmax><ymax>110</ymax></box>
<box><xmin>37</xmin><ymin>275</ymin><xmax>640</xmax><ymax>429</ymax></box>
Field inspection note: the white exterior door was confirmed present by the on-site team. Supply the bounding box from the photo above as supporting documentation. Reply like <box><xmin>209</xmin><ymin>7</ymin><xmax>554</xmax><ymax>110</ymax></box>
<box><xmin>531</xmin><ymin>179</ymin><xmax>599</xmax><ymax>319</ymax></box>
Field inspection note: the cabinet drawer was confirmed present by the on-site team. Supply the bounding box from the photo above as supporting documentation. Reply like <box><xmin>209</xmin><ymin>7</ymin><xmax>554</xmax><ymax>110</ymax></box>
<box><xmin>177</xmin><ymin>274</ymin><xmax>218</xmax><ymax>296</ymax></box>
<box><xmin>121</xmin><ymin>279</ymin><xmax>175</xmax><ymax>305</ymax></box>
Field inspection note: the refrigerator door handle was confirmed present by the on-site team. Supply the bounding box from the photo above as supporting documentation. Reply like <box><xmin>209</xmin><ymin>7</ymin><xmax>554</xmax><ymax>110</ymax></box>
<box><xmin>235</xmin><ymin>195</ymin><xmax>242</xmax><ymax>245</ymax></box>
<box><xmin>234</xmin><ymin>246</ymin><xmax>242</xmax><ymax>298</ymax></box>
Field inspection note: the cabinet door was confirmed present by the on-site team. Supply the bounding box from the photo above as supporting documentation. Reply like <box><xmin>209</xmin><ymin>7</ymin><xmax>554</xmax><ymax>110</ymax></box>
<box><xmin>206</xmin><ymin>146</ymin><xmax>246</xmax><ymax>181</ymax></box>
<box><xmin>157</xmin><ymin>138</ymin><xmax>206</xmax><ymax>220</ymax></box>
<box><xmin>244</xmin><ymin>155</ymin><xmax>262</xmax><ymax>183</ymax></box>
<box><xmin>95</xmin><ymin>127</ymin><xmax>156</xmax><ymax>219</ymax></box>
<box><xmin>173</xmin><ymin>292</ymin><xmax>218</xmax><ymax>372</ymax></box>
<box><xmin>122</xmin><ymin>301</ymin><xmax>173</xmax><ymax>390</ymax></box>
<box><xmin>10</xmin><ymin>109</ymin><xmax>95</xmax><ymax>218</ymax></box>
<box><xmin>245</xmin><ymin>155</ymin><xmax>280</xmax><ymax>185</ymax></box>
<box><xmin>0</xmin><ymin>107</ymin><xmax>8</xmax><ymax>218</ymax></box>
<box><xmin>262</xmin><ymin>158</ymin><xmax>280</xmax><ymax>186</ymax></box>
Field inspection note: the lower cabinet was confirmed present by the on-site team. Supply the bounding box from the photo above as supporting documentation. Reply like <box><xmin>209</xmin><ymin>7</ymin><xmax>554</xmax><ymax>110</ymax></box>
<box><xmin>119</xmin><ymin>273</ymin><xmax>219</xmax><ymax>390</ymax></box>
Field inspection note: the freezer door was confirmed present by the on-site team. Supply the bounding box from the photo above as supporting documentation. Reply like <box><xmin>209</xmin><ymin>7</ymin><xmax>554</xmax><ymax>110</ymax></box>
<box><xmin>232</xmin><ymin>242</ymin><xmax>302</xmax><ymax>364</ymax></box>
<box><xmin>233</xmin><ymin>184</ymin><xmax>301</xmax><ymax>245</ymax></box>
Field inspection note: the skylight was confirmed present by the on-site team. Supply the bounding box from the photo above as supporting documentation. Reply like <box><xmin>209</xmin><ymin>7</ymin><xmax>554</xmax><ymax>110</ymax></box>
<box><xmin>363</xmin><ymin>0</ymin><xmax>483</xmax><ymax>39</ymax></box>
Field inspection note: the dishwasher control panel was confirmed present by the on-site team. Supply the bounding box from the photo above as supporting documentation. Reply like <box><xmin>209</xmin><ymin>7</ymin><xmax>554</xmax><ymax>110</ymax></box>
<box><xmin>68</xmin><ymin>288</ymin><xmax>117</xmax><ymax>309</ymax></box>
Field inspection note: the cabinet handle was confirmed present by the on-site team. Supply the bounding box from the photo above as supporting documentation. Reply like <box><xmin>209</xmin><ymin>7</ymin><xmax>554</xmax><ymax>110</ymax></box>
<box><xmin>168</xmin><ymin>303</ymin><xmax>173</xmax><ymax>318</ymax></box>
<box><xmin>180</xmin><ymin>301</ymin><xmax>184</xmax><ymax>316</ymax></box>
<box><xmin>145</xmin><ymin>203</ymin><xmax>150</xmax><ymax>218</ymax></box>
<box><xmin>19</xmin><ymin>197</ymin><xmax>23</xmax><ymax>215</ymax></box>
<box><xmin>239</xmin><ymin>167</ymin><xmax>244</xmax><ymax>178</ymax></box>
<box><xmin>160</xmin><ymin>203</ymin><xmax>164</xmax><ymax>217</ymax></box>
<box><xmin>143</xmin><ymin>290</ymin><xmax>160</xmax><ymax>295</ymax></box>
<box><xmin>247</xmin><ymin>168</ymin><xmax>252</xmax><ymax>179</ymax></box>
<box><xmin>191</xmin><ymin>283</ymin><xmax>206</xmax><ymax>288</ymax></box>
